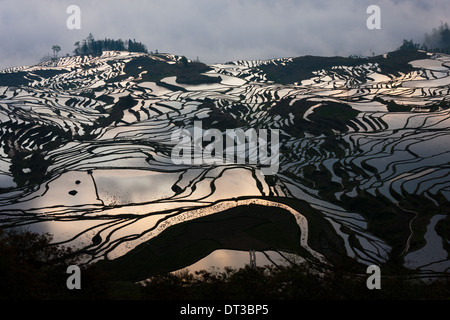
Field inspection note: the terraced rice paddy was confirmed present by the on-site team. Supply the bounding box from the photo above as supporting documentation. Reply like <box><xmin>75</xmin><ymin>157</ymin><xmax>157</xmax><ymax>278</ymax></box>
<box><xmin>0</xmin><ymin>50</ymin><xmax>449</xmax><ymax>279</ymax></box>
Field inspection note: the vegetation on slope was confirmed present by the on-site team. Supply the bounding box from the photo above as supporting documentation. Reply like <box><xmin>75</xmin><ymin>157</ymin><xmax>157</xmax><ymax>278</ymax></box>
<box><xmin>259</xmin><ymin>22</ymin><xmax>449</xmax><ymax>85</ymax></box>
<box><xmin>73</xmin><ymin>33</ymin><xmax>147</xmax><ymax>56</ymax></box>
<box><xmin>0</xmin><ymin>227</ymin><xmax>448</xmax><ymax>300</ymax></box>
<box><xmin>259</xmin><ymin>50</ymin><xmax>428</xmax><ymax>85</ymax></box>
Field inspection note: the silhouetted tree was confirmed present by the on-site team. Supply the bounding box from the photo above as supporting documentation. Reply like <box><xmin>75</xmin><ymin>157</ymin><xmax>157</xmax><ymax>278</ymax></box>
<box><xmin>422</xmin><ymin>22</ymin><xmax>450</xmax><ymax>53</ymax></box>
<box><xmin>398</xmin><ymin>39</ymin><xmax>419</xmax><ymax>51</ymax></box>
<box><xmin>81</xmin><ymin>40</ymin><xmax>88</xmax><ymax>55</ymax></box>
<box><xmin>72</xmin><ymin>34</ymin><xmax>147</xmax><ymax>57</ymax></box>
<box><xmin>0</xmin><ymin>228</ymin><xmax>113</xmax><ymax>299</ymax></box>
<box><xmin>52</xmin><ymin>45</ymin><xmax>61</xmax><ymax>59</ymax></box>
<box><xmin>73</xmin><ymin>41</ymin><xmax>80</xmax><ymax>55</ymax></box>
<box><xmin>0</xmin><ymin>229</ymin><xmax>76</xmax><ymax>299</ymax></box>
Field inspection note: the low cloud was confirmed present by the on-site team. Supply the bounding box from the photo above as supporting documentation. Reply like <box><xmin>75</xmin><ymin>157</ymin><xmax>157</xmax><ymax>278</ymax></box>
<box><xmin>0</xmin><ymin>0</ymin><xmax>449</xmax><ymax>69</ymax></box>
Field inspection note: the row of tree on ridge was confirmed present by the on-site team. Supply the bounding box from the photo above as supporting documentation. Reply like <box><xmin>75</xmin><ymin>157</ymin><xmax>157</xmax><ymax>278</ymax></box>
<box><xmin>73</xmin><ymin>33</ymin><xmax>148</xmax><ymax>56</ymax></box>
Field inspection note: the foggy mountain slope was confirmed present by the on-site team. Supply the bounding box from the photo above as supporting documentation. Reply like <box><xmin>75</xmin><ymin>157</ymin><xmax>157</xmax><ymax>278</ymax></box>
<box><xmin>0</xmin><ymin>49</ymin><xmax>449</xmax><ymax>278</ymax></box>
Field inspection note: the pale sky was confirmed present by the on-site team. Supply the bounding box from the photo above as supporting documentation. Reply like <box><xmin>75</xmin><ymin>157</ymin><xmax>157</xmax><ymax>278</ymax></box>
<box><xmin>0</xmin><ymin>0</ymin><xmax>449</xmax><ymax>70</ymax></box>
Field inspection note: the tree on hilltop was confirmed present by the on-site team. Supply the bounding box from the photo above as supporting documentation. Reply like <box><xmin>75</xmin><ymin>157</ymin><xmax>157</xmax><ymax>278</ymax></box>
<box><xmin>72</xmin><ymin>34</ymin><xmax>148</xmax><ymax>57</ymax></box>
<box><xmin>423</xmin><ymin>22</ymin><xmax>450</xmax><ymax>53</ymax></box>
<box><xmin>52</xmin><ymin>45</ymin><xmax>61</xmax><ymax>59</ymax></box>
<box><xmin>398</xmin><ymin>39</ymin><xmax>420</xmax><ymax>51</ymax></box>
